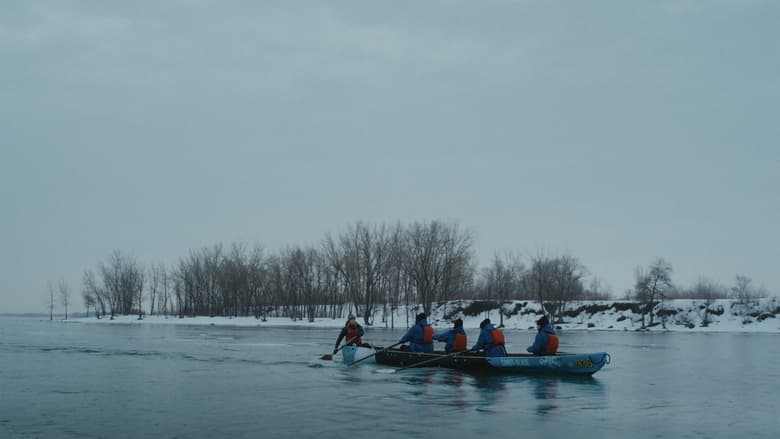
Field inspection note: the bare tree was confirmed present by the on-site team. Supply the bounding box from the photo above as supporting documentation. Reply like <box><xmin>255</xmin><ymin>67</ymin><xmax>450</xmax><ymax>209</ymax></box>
<box><xmin>148</xmin><ymin>263</ymin><xmax>165</xmax><ymax>316</ymax></box>
<box><xmin>480</xmin><ymin>252</ymin><xmax>524</xmax><ymax>327</ymax></box>
<box><xmin>90</xmin><ymin>250</ymin><xmax>145</xmax><ymax>319</ymax></box>
<box><xmin>47</xmin><ymin>281</ymin><xmax>56</xmax><ymax>320</ymax></box>
<box><xmin>321</xmin><ymin>222</ymin><xmax>389</xmax><ymax>324</ymax></box>
<box><xmin>526</xmin><ymin>250</ymin><xmax>556</xmax><ymax>317</ymax></box>
<box><xmin>404</xmin><ymin>220</ymin><xmax>474</xmax><ymax>315</ymax></box>
<box><xmin>382</xmin><ymin>221</ymin><xmax>408</xmax><ymax>329</ymax></box>
<box><xmin>82</xmin><ymin>270</ymin><xmax>104</xmax><ymax>318</ymax></box>
<box><xmin>549</xmin><ymin>255</ymin><xmax>588</xmax><ymax>324</ymax></box>
<box><xmin>731</xmin><ymin>275</ymin><xmax>753</xmax><ymax>309</ymax></box>
<box><xmin>82</xmin><ymin>289</ymin><xmax>96</xmax><ymax>318</ymax></box>
<box><xmin>634</xmin><ymin>258</ymin><xmax>674</xmax><ymax>328</ymax></box>
<box><xmin>58</xmin><ymin>279</ymin><xmax>70</xmax><ymax>320</ymax></box>
<box><xmin>136</xmin><ymin>273</ymin><xmax>144</xmax><ymax>320</ymax></box>
<box><xmin>689</xmin><ymin>277</ymin><xmax>726</xmax><ymax>327</ymax></box>
<box><xmin>585</xmin><ymin>276</ymin><xmax>612</xmax><ymax>300</ymax></box>
<box><xmin>521</xmin><ymin>252</ymin><xmax>587</xmax><ymax>323</ymax></box>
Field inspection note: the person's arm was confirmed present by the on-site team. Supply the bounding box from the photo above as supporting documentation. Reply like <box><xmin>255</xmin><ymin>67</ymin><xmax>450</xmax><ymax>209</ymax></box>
<box><xmin>527</xmin><ymin>331</ymin><xmax>546</xmax><ymax>354</ymax></box>
<box><xmin>358</xmin><ymin>325</ymin><xmax>365</xmax><ymax>337</ymax></box>
<box><xmin>433</xmin><ymin>330</ymin><xmax>450</xmax><ymax>343</ymax></box>
<box><xmin>471</xmin><ymin>331</ymin><xmax>486</xmax><ymax>352</ymax></box>
<box><xmin>399</xmin><ymin>326</ymin><xmax>413</xmax><ymax>343</ymax></box>
<box><xmin>334</xmin><ymin>328</ymin><xmax>347</xmax><ymax>353</ymax></box>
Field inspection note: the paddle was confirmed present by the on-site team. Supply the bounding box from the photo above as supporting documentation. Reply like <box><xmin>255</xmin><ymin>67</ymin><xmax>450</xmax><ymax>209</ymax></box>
<box><xmin>348</xmin><ymin>341</ymin><xmax>404</xmax><ymax>366</ymax></box>
<box><xmin>321</xmin><ymin>336</ymin><xmax>359</xmax><ymax>361</ymax></box>
<box><xmin>389</xmin><ymin>349</ymin><xmax>475</xmax><ymax>372</ymax></box>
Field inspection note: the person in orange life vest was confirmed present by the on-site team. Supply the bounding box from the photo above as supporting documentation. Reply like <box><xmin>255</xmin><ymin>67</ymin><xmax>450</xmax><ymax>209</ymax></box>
<box><xmin>333</xmin><ymin>315</ymin><xmax>365</xmax><ymax>354</ymax></box>
<box><xmin>527</xmin><ymin>315</ymin><xmax>559</xmax><ymax>355</ymax></box>
<box><xmin>399</xmin><ymin>313</ymin><xmax>434</xmax><ymax>353</ymax></box>
<box><xmin>471</xmin><ymin>318</ymin><xmax>507</xmax><ymax>357</ymax></box>
<box><xmin>434</xmin><ymin>318</ymin><xmax>467</xmax><ymax>354</ymax></box>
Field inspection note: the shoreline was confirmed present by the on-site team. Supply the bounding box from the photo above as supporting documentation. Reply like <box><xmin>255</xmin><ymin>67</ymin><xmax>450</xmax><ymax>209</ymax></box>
<box><xmin>11</xmin><ymin>298</ymin><xmax>779</xmax><ymax>333</ymax></box>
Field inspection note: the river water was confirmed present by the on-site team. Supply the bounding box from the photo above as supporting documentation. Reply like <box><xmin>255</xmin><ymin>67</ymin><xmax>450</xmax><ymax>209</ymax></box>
<box><xmin>1</xmin><ymin>317</ymin><xmax>778</xmax><ymax>438</ymax></box>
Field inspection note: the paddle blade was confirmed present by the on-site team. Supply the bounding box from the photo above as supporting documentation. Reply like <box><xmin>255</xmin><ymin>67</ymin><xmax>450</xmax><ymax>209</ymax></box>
<box><xmin>321</xmin><ymin>354</ymin><xmax>333</xmax><ymax>361</ymax></box>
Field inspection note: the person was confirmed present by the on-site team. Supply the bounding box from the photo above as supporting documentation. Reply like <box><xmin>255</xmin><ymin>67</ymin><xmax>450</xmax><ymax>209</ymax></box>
<box><xmin>471</xmin><ymin>318</ymin><xmax>506</xmax><ymax>357</ymax></box>
<box><xmin>399</xmin><ymin>312</ymin><xmax>434</xmax><ymax>353</ymax></box>
<box><xmin>527</xmin><ymin>315</ymin><xmax>559</xmax><ymax>355</ymax></box>
<box><xmin>333</xmin><ymin>314</ymin><xmax>365</xmax><ymax>354</ymax></box>
<box><xmin>434</xmin><ymin>318</ymin><xmax>468</xmax><ymax>354</ymax></box>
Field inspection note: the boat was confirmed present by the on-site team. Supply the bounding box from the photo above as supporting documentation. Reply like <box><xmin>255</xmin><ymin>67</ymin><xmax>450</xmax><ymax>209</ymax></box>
<box><xmin>340</xmin><ymin>345</ymin><xmax>378</xmax><ymax>365</ymax></box>
<box><xmin>371</xmin><ymin>348</ymin><xmax>610</xmax><ymax>375</ymax></box>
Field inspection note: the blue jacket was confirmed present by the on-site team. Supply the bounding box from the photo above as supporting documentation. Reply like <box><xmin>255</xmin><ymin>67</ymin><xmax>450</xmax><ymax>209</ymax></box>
<box><xmin>471</xmin><ymin>323</ymin><xmax>506</xmax><ymax>357</ymax></box>
<box><xmin>434</xmin><ymin>327</ymin><xmax>466</xmax><ymax>354</ymax></box>
<box><xmin>527</xmin><ymin>323</ymin><xmax>556</xmax><ymax>354</ymax></box>
<box><xmin>400</xmin><ymin>319</ymin><xmax>434</xmax><ymax>353</ymax></box>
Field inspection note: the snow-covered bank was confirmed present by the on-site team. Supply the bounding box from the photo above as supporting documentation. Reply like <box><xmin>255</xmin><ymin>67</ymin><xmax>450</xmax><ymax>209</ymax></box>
<box><xmin>72</xmin><ymin>298</ymin><xmax>780</xmax><ymax>333</ymax></box>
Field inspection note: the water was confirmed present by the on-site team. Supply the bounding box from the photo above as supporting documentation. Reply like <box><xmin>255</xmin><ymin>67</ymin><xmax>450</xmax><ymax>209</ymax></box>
<box><xmin>1</xmin><ymin>317</ymin><xmax>778</xmax><ymax>438</ymax></box>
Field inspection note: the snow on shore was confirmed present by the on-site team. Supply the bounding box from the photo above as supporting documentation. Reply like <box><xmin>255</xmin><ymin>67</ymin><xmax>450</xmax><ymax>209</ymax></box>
<box><xmin>72</xmin><ymin>299</ymin><xmax>780</xmax><ymax>333</ymax></box>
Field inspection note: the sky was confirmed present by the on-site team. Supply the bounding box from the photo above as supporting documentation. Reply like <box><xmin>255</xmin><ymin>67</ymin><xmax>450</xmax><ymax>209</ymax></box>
<box><xmin>1</xmin><ymin>1</ymin><xmax>779</xmax><ymax>313</ymax></box>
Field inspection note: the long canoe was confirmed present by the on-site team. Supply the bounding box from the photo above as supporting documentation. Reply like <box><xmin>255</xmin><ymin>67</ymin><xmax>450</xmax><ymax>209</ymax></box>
<box><xmin>372</xmin><ymin>348</ymin><xmax>610</xmax><ymax>375</ymax></box>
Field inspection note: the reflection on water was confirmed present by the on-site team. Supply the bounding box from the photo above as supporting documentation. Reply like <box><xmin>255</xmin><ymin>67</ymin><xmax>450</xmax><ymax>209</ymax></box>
<box><xmin>533</xmin><ymin>377</ymin><xmax>559</xmax><ymax>415</ymax></box>
<box><xmin>376</xmin><ymin>366</ymin><xmax>607</xmax><ymax>417</ymax></box>
<box><xmin>401</xmin><ymin>369</ymin><xmax>438</xmax><ymax>401</ymax></box>
<box><xmin>470</xmin><ymin>374</ymin><xmax>508</xmax><ymax>414</ymax></box>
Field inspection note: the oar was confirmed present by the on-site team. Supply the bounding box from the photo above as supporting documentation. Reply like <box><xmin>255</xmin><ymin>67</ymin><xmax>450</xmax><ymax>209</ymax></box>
<box><xmin>349</xmin><ymin>341</ymin><xmax>404</xmax><ymax>366</ymax></box>
<box><xmin>321</xmin><ymin>336</ymin><xmax>359</xmax><ymax>361</ymax></box>
<box><xmin>390</xmin><ymin>349</ymin><xmax>474</xmax><ymax>372</ymax></box>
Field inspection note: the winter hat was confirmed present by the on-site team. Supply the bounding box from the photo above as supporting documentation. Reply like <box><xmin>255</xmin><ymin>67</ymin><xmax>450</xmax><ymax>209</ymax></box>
<box><xmin>416</xmin><ymin>313</ymin><xmax>427</xmax><ymax>324</ymax></box>
<box><xmin>536</xmin><ymin>315</ymin><xmax>549</xmax><ymax>327</ymax></box>
<box><xmin>454</xmin><ymin>318</ymin><xmax>463</xmax><ymax>328</ymax></box>
<box><xmin>480</xmin><ymin>318</ymin><xmax>491</xmax><ymax>329</ymax></box>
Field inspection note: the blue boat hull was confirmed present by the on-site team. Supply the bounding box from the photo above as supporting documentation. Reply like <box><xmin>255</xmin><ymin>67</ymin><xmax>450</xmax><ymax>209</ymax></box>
<box><xmin>485</xmin><ymin>352</ymin><xmax>610</xmax><ymax>375</ymax></box>
<box><xmin>374</xmin><ymin>349</ymin><xmax>610</xmax><ymax>375</ymax></box>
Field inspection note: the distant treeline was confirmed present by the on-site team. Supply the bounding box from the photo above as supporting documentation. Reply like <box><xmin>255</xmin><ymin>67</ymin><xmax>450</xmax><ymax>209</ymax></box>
<box><xmin>72</xmin><ymin>220</ymin><xmax>771</xmax><ymax>327</ymax></box>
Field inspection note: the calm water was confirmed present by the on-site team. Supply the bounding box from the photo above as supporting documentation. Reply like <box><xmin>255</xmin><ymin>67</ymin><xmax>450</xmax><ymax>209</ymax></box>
<box><xmin>1</xmin><ymin>317</ymin><xmax>778</xmax><ymax>439</ymax></box>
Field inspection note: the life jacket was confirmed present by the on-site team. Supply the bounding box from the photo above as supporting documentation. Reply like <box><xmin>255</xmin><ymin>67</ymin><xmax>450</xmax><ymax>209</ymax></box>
<box><xmin>453</xmin><ymin>332</ymin><xmax>467</xmax><ymax>352</ymax></box>
<box><xmin>490</xmin><ymin>328</ymin><xmax>505</xmax><ymax>347</ymax></box>
<box><xmin>421</xmin><ymin>325</ymin><xmax>434</xmax><ymax>344</ymax></box>
<box><xmin>545</xmin><ymin>333</ymin><xmax>559</xmax><ymax>355</ymax></box>
<box><xmin>346</xmin><ymin>325</ymin><xmax>362</xmax><ymax>345</ymax></box>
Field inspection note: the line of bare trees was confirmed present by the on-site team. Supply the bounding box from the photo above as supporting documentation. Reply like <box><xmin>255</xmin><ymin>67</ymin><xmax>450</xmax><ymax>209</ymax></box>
<box><xmin>46</xmin><ymin>279</ymin><xmax>71</xmax><ymax>320</ymax></box>
<box><xmin>79</xmin><ymin>221</ymin><xmax>475</xmax><ymax>324</ymax></box>
<box><xmin>631</xmin><ymin>258</ymin><xmax>770</xmax><ymax>329</ymax></box>
<box><xmin>71</xmin><ymin>220</ymin><xmax>773</xmax><ymax>326</ymax></box>
<box><xmin>76</xmin><ymin>221</ymin><xmax>610</xmax><ymax>325</ymax></box>
<box><xmin>474</xmin><ymin>251</ymin><xmax>606</xmax><ymax>326</ymax></box>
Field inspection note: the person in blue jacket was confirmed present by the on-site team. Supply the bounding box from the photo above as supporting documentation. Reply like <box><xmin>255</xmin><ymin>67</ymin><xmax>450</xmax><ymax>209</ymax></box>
<box><xmin>434</xmin><ymin>318</ymin><xmax>467</xmax><ymax>354</ymax></box>
<box><xmin>399</xmin><ymin>312</ymin><xmax>434</xmax><ymax>353</ymax></box>
<box><xmin>471</xmin><ymin>318</ymin><xmax>507</xmax><ymax>357</ymax></box>
<box><xmin>527</xmin><ymin>315</ymin><xmax>559</xmax><ymax>355</ymax></box>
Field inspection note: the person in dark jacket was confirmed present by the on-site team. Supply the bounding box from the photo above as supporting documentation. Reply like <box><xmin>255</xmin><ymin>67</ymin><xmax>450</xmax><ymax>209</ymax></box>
<box><xmin>333</xmin><ymin>315</ymin><xmax>365</xmax><ymax>354</ymax></box>
<box><xmin>471</xmin><ymin>318</ymin><xmax>506</xmax><ymax>357</ymax></box>
<box><xmin>527</xmin><ymin>315</ymin><xmax>559</xmax><ymax>355</ymax></box>
<box><xmin>434</xmin><ymin>318</ymin><xmax>467</xmax><ymax>354</ymax></box>
<box><xmin>399</xmin><ymin>313</ymin><xmax>434</xmax><ymax>353</ymax></box>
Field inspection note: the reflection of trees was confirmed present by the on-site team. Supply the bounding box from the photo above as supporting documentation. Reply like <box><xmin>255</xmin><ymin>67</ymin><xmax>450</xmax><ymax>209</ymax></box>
<box><xmin>533</xmin><ymin>378</ymin><xmax>559</xmax><ymax>415</ymax></box>
<box><xmin>438</xmin><ymin>371</ymin><xmax>469</xmax><ymax>409</ymax></box>
<box><xmin>531</xmin><ymin>376</ymin><xmax>604</xmax><ymax>416</ymax></box>
<box><xmin>470</xmin><ymin>375</ymin><xmax>508</xmax><ymax>412</ymax></box>
<box><xmin>402</xmin><ymin>369</ymin><xmax>438</xmax><ymax>402</ymax></box>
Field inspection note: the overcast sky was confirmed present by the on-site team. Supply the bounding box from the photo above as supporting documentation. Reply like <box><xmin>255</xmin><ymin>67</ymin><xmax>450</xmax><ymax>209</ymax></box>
<box><xmin>2</xmin><ymin>1</ymin><xmax>778</xmax><ymax>313</ymax></box>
